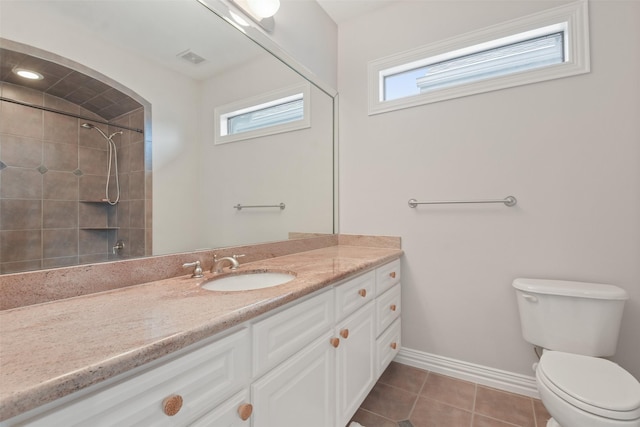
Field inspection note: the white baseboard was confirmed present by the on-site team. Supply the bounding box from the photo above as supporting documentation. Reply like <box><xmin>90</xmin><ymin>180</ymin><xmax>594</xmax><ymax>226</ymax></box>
<box><xmin>394</xmin><ymin>347</ymin><xmax>539</xmax><ymax>399</ymax></box>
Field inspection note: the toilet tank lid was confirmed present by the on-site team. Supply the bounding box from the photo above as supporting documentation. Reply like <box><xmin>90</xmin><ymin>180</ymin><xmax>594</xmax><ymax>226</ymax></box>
<box><xmin>512</xmin><ymin>278</ymin><xmax>628</xmax><ymax>300</ymax></box>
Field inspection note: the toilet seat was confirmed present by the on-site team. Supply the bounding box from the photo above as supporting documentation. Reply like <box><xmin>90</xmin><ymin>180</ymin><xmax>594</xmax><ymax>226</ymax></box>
<box><xmin>538</xmin><ymin>351</ymin><xmax>640</xmax><ymax>421</ymax></box>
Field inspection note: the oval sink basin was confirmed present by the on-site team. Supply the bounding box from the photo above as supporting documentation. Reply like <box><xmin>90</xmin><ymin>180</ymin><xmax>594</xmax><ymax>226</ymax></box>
<box><xmin>201</xmin><ymin>271</ymin><xmax>296</xmax><ymax>292</ymax></box>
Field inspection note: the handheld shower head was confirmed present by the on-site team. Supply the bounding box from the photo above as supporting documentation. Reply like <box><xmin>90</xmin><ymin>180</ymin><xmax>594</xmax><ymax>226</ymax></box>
<box><xmin>80</xmin><ymin>122</ymin><xmax>122</xmax><ymax>205</ymax></box>
<box><xmin>81</xmin><ymin>123</ymin><xmax>122</xmax><ymax>138</ymax></box>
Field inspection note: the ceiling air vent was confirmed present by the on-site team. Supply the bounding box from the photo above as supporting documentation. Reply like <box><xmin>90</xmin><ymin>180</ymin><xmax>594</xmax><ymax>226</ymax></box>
<box><xmin>177</xmin><ymin>49</ymin><xmax>206</xmax><ymax>65</ymax></box>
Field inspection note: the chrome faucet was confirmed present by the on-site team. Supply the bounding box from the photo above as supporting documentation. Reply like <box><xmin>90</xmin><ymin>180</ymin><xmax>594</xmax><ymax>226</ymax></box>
<box><xmin>212</xmin><ymin>254</ymin><xmax>245</xmax><ymax>273</ymax></box>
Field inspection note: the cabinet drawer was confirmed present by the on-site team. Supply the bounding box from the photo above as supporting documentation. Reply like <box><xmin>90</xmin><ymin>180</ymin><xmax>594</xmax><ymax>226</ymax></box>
<box><xmin>253</xmin><ymin>289</ymin><xmax>333</xmax><ymax>377</ymax></box>
<box><xmin>22</xmin><ymin>328</ymin><xmax>251</xmax><ymax>426</ymax></box>
<box><xmin>376</xmin><ymin>259</ymin><xmax>401</xmax><ymax>296</ymax></box>
<box><xmin>376</xmin><ymin>283</ymin><xmax>401</xmax><ymax>336</ymax></box>
<box><xmin>335</xmin><ymin>271</ymin><xmax>375</xmax><ymax>321</ymax></box>
<box><xmin>376</xmin><ymin>318</ymin><xmax>401</xmax><ymax>377</ymax></box>
<box><xmin>190</xmin><ymin>390</ymin><xmax>251</xmax><ymax>427</ymax></box>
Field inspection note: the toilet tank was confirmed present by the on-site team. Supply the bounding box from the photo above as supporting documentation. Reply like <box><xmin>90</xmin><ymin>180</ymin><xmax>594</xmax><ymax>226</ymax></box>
<box><xmin>512</xmin><ymin>278</ymin><xmax>628</xmax><ymax>357</ymax></box>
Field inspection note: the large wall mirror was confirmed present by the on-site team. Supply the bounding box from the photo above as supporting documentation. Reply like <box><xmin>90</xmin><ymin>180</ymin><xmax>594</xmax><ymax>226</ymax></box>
<box><xmin>0</xmin><ymin>0</ymin><xmax>336</xmax><ymax>274</ymax></box>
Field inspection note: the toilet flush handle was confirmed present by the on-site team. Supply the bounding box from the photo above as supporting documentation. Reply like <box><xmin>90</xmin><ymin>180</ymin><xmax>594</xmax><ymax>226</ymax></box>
<box><xmin>521</xmin><ymin>294</ymin><xmax>538</xmax><ymax>303</ymax></box>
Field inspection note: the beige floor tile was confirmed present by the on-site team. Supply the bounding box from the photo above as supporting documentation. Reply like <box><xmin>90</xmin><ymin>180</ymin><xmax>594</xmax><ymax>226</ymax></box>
<box><xmin>533</xmin><ymin>399</ymin><xmax>552</xmax><ymax>427</ymax></box>
<box><xmin>349</xmin><ymin>408</ymin><xmax>398</xmax><ymax>427</ymax></box>
<box><xmin>410</xmin><ymin>397</ymin><xmax>473</xmax><ymax>427</ymax></box>
<box><xmin>360</xmin><ymin>381</ymin><xmax>418</xmax><ymax>421</ymax></box>
<box><xmin>421</xmin><ymin>372</ymin><xmax>476</xmax><ymax>411</ymax></box>
<box><xmin>472</xmin><ymin>414</ymin><xmax>520</xmax><ymax>427</ymax></box>
<box><xmin>379</xmin><ymin>361</ymin><xmax>429</xmax><ymax>394</ymax></box>
<box><xmin>475</xmin><ymin>386</ymin><xmax>536</xmax><ymax>427</ymax></box>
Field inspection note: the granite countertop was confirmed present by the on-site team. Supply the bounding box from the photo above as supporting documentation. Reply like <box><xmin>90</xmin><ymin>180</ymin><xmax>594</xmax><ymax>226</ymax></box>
<box><xmin>0</xmin><ymin>245</ymin><xmax>402</xmax><ymax>421</ymax></box>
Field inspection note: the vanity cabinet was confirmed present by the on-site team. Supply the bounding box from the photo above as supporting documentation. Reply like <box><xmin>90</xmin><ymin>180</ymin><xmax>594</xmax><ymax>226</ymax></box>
<box><xmin>6</xmin><ymin>259</ymin><xmax>401</xmax><ymax>427</ymax></box>
<box><xmin>12</xmin><ymin>327</ymin><xmax>251</xmax><ymax>426</ymax></box>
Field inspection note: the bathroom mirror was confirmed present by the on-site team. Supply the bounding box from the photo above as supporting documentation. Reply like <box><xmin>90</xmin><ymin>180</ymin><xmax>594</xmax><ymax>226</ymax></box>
<box><xmin>0</xmin><ymin>0</ymin><xmax>335</xmax><ymax>274</ymax></box>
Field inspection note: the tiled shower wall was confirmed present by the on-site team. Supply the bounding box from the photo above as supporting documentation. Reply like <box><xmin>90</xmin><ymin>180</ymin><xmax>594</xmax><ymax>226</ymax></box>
<box><xmin>0</xmin><ymin>82</ymin><xmax>151</xmax><ymax>274</ymax></box>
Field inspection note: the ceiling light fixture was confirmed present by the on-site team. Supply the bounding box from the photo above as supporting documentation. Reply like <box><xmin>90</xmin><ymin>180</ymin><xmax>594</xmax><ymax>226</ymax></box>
<box><xmin>229</xmin><ymin>0</ymin><xmax>279</xmax><ymax>32</ymax></box>
<box><xmin>229</xmin><ymin>10</ymin><xmax>250</xmax><ymax>27</ymax></box>
<box><xmin>247</xmin><ymin>0</ymin><xmax>280</xmax><ymax>18</ymax></box>
<box><xmin>14</xmin><ymin>68</ymin><xmax>44</xmax><ymax>80</ymax></box>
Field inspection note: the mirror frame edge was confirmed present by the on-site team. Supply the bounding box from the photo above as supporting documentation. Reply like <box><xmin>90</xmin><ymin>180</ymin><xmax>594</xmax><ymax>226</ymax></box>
<box><xmin>196</xmin><ymin>0</ymin><xmax>337</xmax><ymax>99</ymax></box>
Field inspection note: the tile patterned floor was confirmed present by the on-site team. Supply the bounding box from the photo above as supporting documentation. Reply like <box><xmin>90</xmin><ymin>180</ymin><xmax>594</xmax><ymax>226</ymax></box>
<box><xmin>349</xmin><ymin>362</ymin><xmax>551</xmax><ymax>427</ymax></box>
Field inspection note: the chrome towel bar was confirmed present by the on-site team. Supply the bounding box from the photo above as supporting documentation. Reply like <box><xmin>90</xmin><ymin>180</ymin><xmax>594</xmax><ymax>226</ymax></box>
<box><xmin>408</xmin><ymin>196</ymin><xmax>517</xmax><ymax>208</ymax></box>
<box><xmin>234</xmin><ymin>203</ymin><xmax>286</xmax><ymax>211</ymax></box>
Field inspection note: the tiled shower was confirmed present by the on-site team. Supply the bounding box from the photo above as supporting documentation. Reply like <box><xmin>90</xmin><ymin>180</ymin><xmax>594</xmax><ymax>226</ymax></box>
<box><xmin>0</xmin><ymin>76</ymin><xmax>151</xmax><ymax>274</ymax></box>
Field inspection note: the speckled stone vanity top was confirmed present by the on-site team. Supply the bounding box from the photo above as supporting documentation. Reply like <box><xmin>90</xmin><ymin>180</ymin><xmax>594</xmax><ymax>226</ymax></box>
<box><xmin>0</xmin><ymin>243</ymin><xmax>402</xmax><ymax>421</ymax></box>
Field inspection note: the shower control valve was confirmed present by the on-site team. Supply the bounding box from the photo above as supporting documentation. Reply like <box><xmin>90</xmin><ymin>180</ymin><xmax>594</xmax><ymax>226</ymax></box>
<box><xmin>112</xmin><ymin>240</ymin><xmax>125</xmax><ymax>255</ymax></box>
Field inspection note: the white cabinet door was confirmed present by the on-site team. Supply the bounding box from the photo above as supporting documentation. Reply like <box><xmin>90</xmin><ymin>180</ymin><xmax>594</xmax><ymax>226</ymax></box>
<box><xmin>251</xmin><ymin>332</ymin><xmax>336</xmax><ymax>427</ymax></box>
<box><xmin>335</xmin><ymin>302</ymin><xmax>376</xmax><ymax>427</ymax></box>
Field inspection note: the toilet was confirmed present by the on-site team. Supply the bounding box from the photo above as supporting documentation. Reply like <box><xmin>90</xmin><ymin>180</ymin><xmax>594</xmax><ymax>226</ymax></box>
<box><xmin>512</xmin><ymin>278</ymin><xmax>640</xmax><ymax>427</ymax></box>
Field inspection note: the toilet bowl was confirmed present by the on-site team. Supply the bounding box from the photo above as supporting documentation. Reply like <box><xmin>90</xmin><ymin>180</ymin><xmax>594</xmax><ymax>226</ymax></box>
<box><xmin>536</xmin><ymin>351</ymin><xmax>640</xmax><ymax>427</ymax></box>
<box><xmin>512</xmin><ymin>278</ymin><xmax>640</xmax><ymax>427</ymax></box>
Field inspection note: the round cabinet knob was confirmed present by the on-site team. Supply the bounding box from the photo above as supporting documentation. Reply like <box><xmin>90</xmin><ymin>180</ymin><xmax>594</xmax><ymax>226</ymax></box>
<box><xmin>358</xmin><ymin>289</ymin><xmax>367</xmax><ymax>298</ymax></box>
<box><xmin>390</xmin><ymin>304</ymin><xmax>397</xmax><ymax>311</ymax></box>
<box><xmin>390</xmin><ymin>342</ymin><xmax>397</xmax><ymax>350</ymax></box>
<box><xmin>237</xmin><ymin>403</ymin><xmax>253</xmax><ymax>421</ymax></box>
<box><xmin>340</xmin><ymin>329</ymin><xmax>349</xmax><ymax>339</ymax></box>
<box><xmin>330</xmin><ymin>337</ymin><xmax>340</xmax><ymax>348</ymax></box>
<box><xmin>389</xmin><ymin>272</ymin><xmax>396</xmax><ymax>279</ymax></box>
<box><xmin>162</xmin><ymin>395</ymin><xmax>183</xmax><ymax>416</ymax></box>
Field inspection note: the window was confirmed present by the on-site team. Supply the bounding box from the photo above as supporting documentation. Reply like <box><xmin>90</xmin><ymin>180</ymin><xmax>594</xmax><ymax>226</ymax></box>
<box><xmin>215</xmin><ymin>83</ymin><xmax>310</xmax><ymax>144</ymax></box>
<box><xmin>368</xmin><ymin>1</ymin><xmax>589</xmax><ymax>115</ymax></box>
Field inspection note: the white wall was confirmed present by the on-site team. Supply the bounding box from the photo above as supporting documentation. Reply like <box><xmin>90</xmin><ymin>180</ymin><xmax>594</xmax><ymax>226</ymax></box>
<box><xmin>338</xmin><ymin>0</ymin><xmax>640</xmax><ymax>379</ymax></box>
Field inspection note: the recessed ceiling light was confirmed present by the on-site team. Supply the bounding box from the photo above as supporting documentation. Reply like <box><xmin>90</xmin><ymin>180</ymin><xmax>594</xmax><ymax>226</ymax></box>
<box><xmin>14</xmin><ymin>68</ymin><xmax>44</xmax><ymax>80</ymax></box>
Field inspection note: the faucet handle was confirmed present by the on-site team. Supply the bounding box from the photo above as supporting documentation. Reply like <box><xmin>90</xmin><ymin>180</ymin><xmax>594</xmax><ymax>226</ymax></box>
<box><xmin>183</xmin><ymin>261</ymin><xmax>204</xmax><ymax>278</ymax></box>
<box><xmin>231</xmin><ymin>254</ymin><xmax>245</xmax><ymax>270</ymax></box>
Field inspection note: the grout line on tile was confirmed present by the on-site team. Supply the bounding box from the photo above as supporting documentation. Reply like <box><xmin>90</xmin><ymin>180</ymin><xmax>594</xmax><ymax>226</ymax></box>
<box><xmin>473</xmin><ymin>413</ymin><xmax>524</xmax><ymax>427</ymax></box>
<box><xmin>531</xmin><ymin>398</ymin><xmax>540</xmax><ymax>427</ymax></box>
<box><xmin>471</xmin><ymin>383</ymin><xmax>478</xmax><ymax>413</ymax></box>
<box><xmin>376</xmin><ymin>376</ymin><xmax>425</xmax><ymax>400</ymax></box>
<box><xmin>405</xmin><ymin>370</ymin><xmax>430</xmax><ymax>421</ymax></box>
<box><xmin>358</xmin><ymin>407</ymin><xmax>399</xmax><ymax>425</ymax></box>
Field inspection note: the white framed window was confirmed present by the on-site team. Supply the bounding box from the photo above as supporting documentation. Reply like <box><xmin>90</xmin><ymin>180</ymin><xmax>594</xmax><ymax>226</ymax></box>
<box><xmin>368</xmin><ymin>0</ymin><xmax>590</xmax><ymax>115</ymax></box>
<box><xmin>215</xmin><ymin>82</ymin><xmax>311</xmax><ymax>144</ymax></box>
